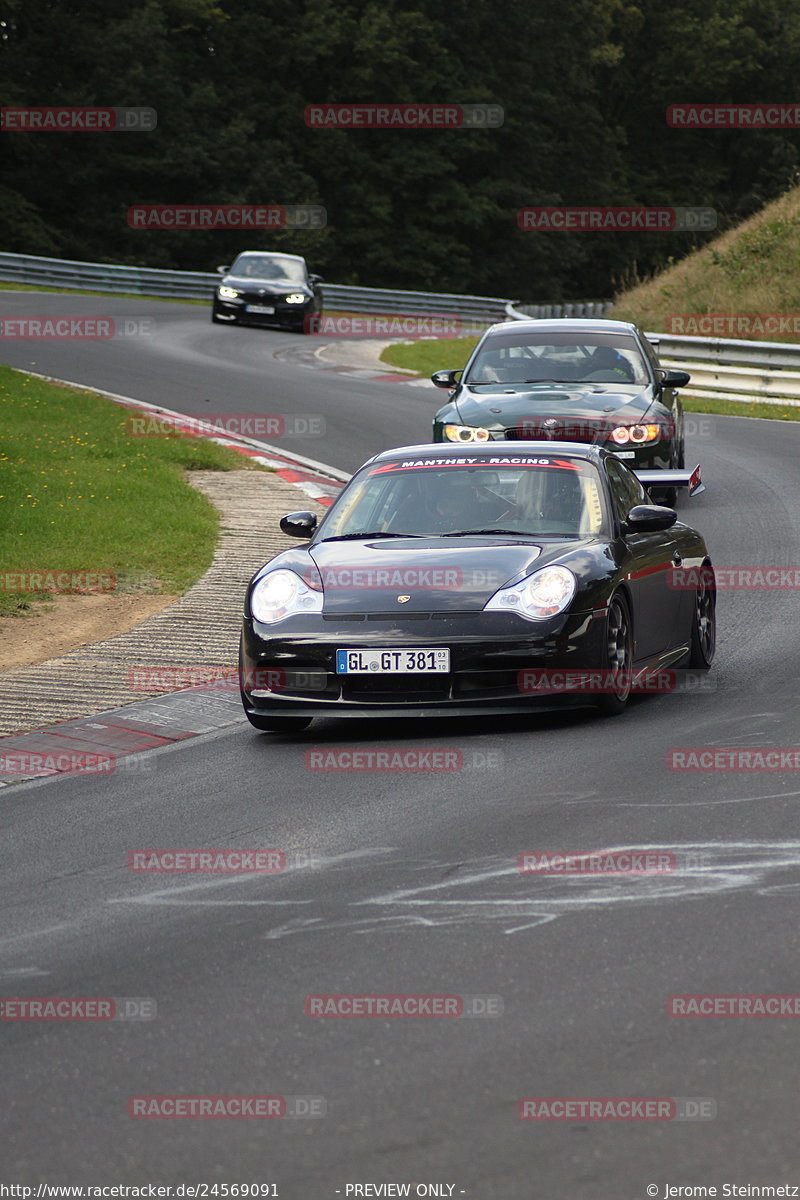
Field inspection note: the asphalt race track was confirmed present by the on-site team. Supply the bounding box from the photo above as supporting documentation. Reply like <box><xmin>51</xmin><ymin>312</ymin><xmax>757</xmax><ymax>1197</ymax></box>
<box><xmin>3</xmin><ymin>293</ymin><xmax>800</xmax><ymax>1197</ymax></box>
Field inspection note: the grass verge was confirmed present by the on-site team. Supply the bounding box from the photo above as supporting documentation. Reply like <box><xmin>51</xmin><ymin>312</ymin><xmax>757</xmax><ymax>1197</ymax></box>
<box><xmin>683</xmin><ymin>396</ymin><xmax>800</xmax><ymax>421</ymax></box>
<box><xmin>0</xmin><ymin>281</ymin><xmax>208</xmax><ymax>304</ymax></box>
<box><xmin>380</xmin><ymin>336</ymin><xmax>480</xmax><ymax>377</ymax></box>
<box><xmin>0</xmin><ymin>364</ymin><xmax>266</xmax><ymax>616</ymax></box>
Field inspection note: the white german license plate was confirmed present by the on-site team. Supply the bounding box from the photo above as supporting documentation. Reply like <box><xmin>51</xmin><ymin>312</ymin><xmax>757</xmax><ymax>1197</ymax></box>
<box><xmin>612</xmin><ymin>450</ymin><xmax>636</xmax><ymax>459</ymax></box>
<box><xmin>336</xmin><ymin>648</ymin><xmax>450</xmax><ymax>674</ymax></box>
<box><xmin>246</xmin><ymin>304</ymin><xmax>275</xmax><ymax>314</ymax></box>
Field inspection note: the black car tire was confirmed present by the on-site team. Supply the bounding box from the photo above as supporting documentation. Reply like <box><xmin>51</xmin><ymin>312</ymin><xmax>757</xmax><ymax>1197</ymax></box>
<box><xmin>595</xmin><ymin>592</ymin><xmax>634</xmax><ymax>716</ymax></box>
<box><xmin>244</xmin><ymin>712</ymin><xmax>313</xmax><ymax>733</ymax></box>
<box><xmin>686</xmin><ymin>561</ymin><xmax>716</xmax><ymax>669</ymax></box>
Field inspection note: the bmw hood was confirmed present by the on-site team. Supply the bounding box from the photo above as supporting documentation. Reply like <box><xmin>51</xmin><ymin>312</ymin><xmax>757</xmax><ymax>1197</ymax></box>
<box><xmin>307</xmin><ymin>538</ymin><xmax>549</xmax><ymax>613</ymax></box>
<box><xmin>221</xmin><ymin>275</ymin><xmax>310</xmax><ymax>296</ymax></box>
<box><xmin>454</xmin><ymin>383</ymin><xmax>657</xmax><ymax>435</ymax></box>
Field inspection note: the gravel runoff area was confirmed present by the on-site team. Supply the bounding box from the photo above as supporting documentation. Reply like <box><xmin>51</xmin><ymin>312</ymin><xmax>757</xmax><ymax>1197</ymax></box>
<box><xmin>0</xmin><ymin>469</ymin><xmax>320</xmax><ymax>736</ymax></box>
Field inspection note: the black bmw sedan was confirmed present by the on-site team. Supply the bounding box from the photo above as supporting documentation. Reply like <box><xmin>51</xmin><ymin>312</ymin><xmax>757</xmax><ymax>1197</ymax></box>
<box><xmin>211</xmin><ymin>251</ymin><xmax>323</xmax><ymax>331</ymax></box>
<box><xmin>432</xmin><ymin>319</ymin><xmax>691</xmax><ymax>504</ymax></box>
<box><xmin>239</xmin><ymin>442</ymin><xmax>715</xmax><ymax>732</ymax></box>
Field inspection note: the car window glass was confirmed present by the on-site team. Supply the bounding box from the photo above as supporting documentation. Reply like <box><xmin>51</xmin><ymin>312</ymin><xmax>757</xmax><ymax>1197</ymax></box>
<box><xmin>318</xmin><ymin>460</ymin><xmax>608</xmax><ymax>539</ymax></box>
<box><xmin>606</xmin><ymin>459</ymin><xmax>647</xmax><ymax>520</ymax></box>
<box><xmin>467</xmin><ymin>332</ymin><xmax>648</xmax><ymax>385</ymax></box>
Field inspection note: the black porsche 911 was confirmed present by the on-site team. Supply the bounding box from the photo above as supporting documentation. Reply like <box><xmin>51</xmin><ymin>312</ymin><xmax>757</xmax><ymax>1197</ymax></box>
<box><xmin>239</xmin><ymin>442</ymin><xmax>715</xmax><ymax>732</ymax></box>
<box><xmin>211</xmin><ymin>251</ymin><xmax>323</xmax><ymax>331</ymax></box>
<box><xmin>432</xmin><ymin>318</ymin><xmax>691</xmax><ymax>504</ymax></box>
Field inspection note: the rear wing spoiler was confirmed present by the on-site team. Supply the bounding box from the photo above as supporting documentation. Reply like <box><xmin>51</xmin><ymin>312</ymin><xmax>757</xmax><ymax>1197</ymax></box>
<box><xmin>634</xmin><ymin>464</ymin><xmax>705</xmax><ymax>497</ymax></box>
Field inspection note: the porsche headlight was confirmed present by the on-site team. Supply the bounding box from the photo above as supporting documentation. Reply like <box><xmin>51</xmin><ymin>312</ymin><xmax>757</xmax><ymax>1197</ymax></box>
<box><xmin>285</xmin><ymin>293</ymin><xmax>308</xmax><ymax>304</ymax></box>
<box><xmin>484</xmin><ymin>565</ymin><xmax>576</xmax><ymax>621</ymax></box>
<box><xmin>443</xmin><ymin>424</ymin><xmax>491</xmax><ymax>443</ymax></box>
<box><xmin>218</xmin><ymin>286</ymin><xmax>241</xmax><ymax>300</ymax></box>
<box><xmin>250</xmin><ymin>569</ymin><xmax>323</xmax><ymax>624</ymax></box>
<box><xmin>610</xmin><ymin>424</ymin><xmax>661</xmax><ymax>445</ymax></box>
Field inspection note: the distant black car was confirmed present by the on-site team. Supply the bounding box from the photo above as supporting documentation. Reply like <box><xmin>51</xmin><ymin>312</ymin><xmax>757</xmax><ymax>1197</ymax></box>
<box><xmin>432</xmin><ymin>318</ymin><xmax>691</xmax><ymax>504</ymax></box>
<box><xmin>239</xmin><ymin>441</ymin><xmax>715</xmax><ymax>732</ymax></box>
<box><xmin>212</xmin><ymin>251</ymin><xmax>323</xmax><ymax>332</ymax></box>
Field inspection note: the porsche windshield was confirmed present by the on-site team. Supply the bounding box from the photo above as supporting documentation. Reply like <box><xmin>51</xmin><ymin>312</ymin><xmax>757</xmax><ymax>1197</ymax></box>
<box><xmin>230</xmin><ymin>254</ymin><xmax>307</xmax><ymax>283</ymax></box>
<box><xmin>466</xmin><ymin>331</ymin><xmax>649</xmax><ymax>386</ymax></box>
<box><xmin>318</xmin><ymin>458</ymin><xmax>607</xmax><ymax>540</ymax></box>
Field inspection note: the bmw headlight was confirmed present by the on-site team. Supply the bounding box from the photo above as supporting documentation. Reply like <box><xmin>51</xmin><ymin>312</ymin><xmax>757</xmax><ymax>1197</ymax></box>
<box><xmin>610</xmin><ymin>423</ymin><xmax>662</xmax><ymax>445</ymax></box>
<box><xmin>484</xmin><ymin>565</ymin><xmax>577</xmax><ymax>621</ymax></box>
<box><xmin>443</xmin><ymin>424</ymin><xmax>491</xmax><ymax>443</ymax></box>
<box><xmin>250</xmin><ymin>569</ymin><xmax>323</xmax><ymax>623</ymax></box>
<box><xmin>218</xmin><ymin>286</ymin><xmax>241</xmax><ymax>300</ymax></box>
<box><xmin>285</xmin><ymin>293</ymin><xmax>308</xmax><ymax>305</ymax></box>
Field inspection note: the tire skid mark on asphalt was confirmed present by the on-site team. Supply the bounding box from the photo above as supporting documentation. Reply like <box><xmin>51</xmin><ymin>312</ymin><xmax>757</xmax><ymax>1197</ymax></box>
<box><xmin>105</xmin><ymin>846</ymin><xmax>398</xmax><ymax>906</ymax></box>
<box><xmin>248</xmin><ymin>841</ymin><xmax>800</xmax><ymax>938</ymax></box>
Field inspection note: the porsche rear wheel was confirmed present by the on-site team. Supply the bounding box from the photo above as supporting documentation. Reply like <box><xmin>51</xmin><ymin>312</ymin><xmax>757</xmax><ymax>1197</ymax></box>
<box><xmin>596</xmin><ymin>593</ymin><xmax>634</xmax><ymax>716</ymax></box>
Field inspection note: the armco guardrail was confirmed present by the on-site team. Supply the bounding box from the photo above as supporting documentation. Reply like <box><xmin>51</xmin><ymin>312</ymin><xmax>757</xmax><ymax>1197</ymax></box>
<box><xmin>506</xmin><ymin>303</ymin><xmax>800</xmax><ymax>406</ymax></box>
<box><xmin>0</xmin><ymin>251</ymin><xmax>511</xmax><ymax>321</ymax></box>
<box><xmin>508</xmin><ymin>300</ymin><xmax>614</xmax><ymax>320</ymax></box>
<box><xmin>2</xmin><ymin>249</ymin><xmax>798</xmax><ymax>401</ymax></box>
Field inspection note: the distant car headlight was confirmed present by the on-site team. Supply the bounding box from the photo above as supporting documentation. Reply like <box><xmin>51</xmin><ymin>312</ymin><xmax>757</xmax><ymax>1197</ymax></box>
<box><xmin>218</xmin><ymin>286</ymin><xmax>240</xmax><ymax>300</ymax></box>
<box><xmin>610</xmin><ymin>424</ymin><xmax>662</xmax><ymax>445</ymax></box>
<box><xmin>484</xmin><ymin>565</ymin><xmax>577</xmax><ymax>621</ymax></box>
<box><xmin>443</xmin><ymin>424</ymin><xmax>491</xmax><ymax>443</ymax></box>
<box><xmin>250</xmin><ymin>569</ymin><xmax>323</xmax><ymax>624</ymax></box>
<box><xmin>284</xmin><ymin>293</ymin><xmax>308</xmax><ymax>304</ymax></box>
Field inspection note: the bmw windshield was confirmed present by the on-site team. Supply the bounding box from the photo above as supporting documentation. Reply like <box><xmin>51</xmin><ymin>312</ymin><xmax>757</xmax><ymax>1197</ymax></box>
<box><xmin>466</xmin><ymin>331</ymin><xmax>650</xmax><ymax>386</ymax></box>
<box><xmin>229</xmin><ymin>254</ymin><xmax>308</xmax><ymax>283</ymax></box>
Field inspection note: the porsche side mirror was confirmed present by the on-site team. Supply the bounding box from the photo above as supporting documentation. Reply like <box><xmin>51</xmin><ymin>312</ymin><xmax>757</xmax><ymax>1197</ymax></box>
<box><xmin>659</xmin><ymin>369</ymin><xmax>691</xmax><ymax>388</ymax></box>
<box><xmin>280</xmin><ymin>511</ymin><xmax>318</xmax><ymax>538</ymax></box>
<box><xmin>623</xmin><ymin>504</ymin><xmax>677</xmax><ymax>533</ymax></box>
<box><xmin>431</xmin><ymin>369</ymin><xmax>463</xmax><ymax>389</ymax></box>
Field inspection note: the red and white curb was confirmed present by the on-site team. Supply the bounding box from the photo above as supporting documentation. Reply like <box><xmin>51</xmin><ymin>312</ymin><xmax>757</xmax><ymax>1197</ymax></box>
<box><xmin>0</xmin><ymin>370</ymin><xmax>352</xmax><ymax>785</ymax></box>
<box><xmin>13</xmin><ymin>369</ymin><xmax>350</xmax><ymax>507</ymax></box>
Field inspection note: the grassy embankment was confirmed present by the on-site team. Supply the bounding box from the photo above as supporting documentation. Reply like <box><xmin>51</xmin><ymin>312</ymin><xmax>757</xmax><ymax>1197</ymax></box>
<box><xmin>382</xmin><ymin>186</ymin><xmax>800</xmax><ymax>424</ymax></box>
<box><xmin>0</xmin><ymin>365</ymin><xmax>265</xmax><ymax>616</ymax></box>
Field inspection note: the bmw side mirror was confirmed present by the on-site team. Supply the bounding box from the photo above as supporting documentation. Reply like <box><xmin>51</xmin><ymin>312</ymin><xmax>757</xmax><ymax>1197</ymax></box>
<box><xmin>217</xmin><ymin>265</ymin><xmax>231</xmax><ymax>274</ymax></box>
<box><xmin>280</xmin><ymin>511</ymin><xmax>318</xmax><ymax>538</ymax></box>
<box><xmin>309</xmin><ymin>274</ymin><xmax>324</xmax><ymax>284</ymax></box>
<box><xmin>623</xmin><ymin>504</ymin><xmax>677</xmax><ymax>533</ymax></box>
<box><xmin>659</xmin><ymin>369</ymin><xmax>691</xmax><ymax>388</ymax></box>
<box><xmin>431</xmin><ymin>369</ymin><xmax>463</xmax><ymax>389</ymax></box>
